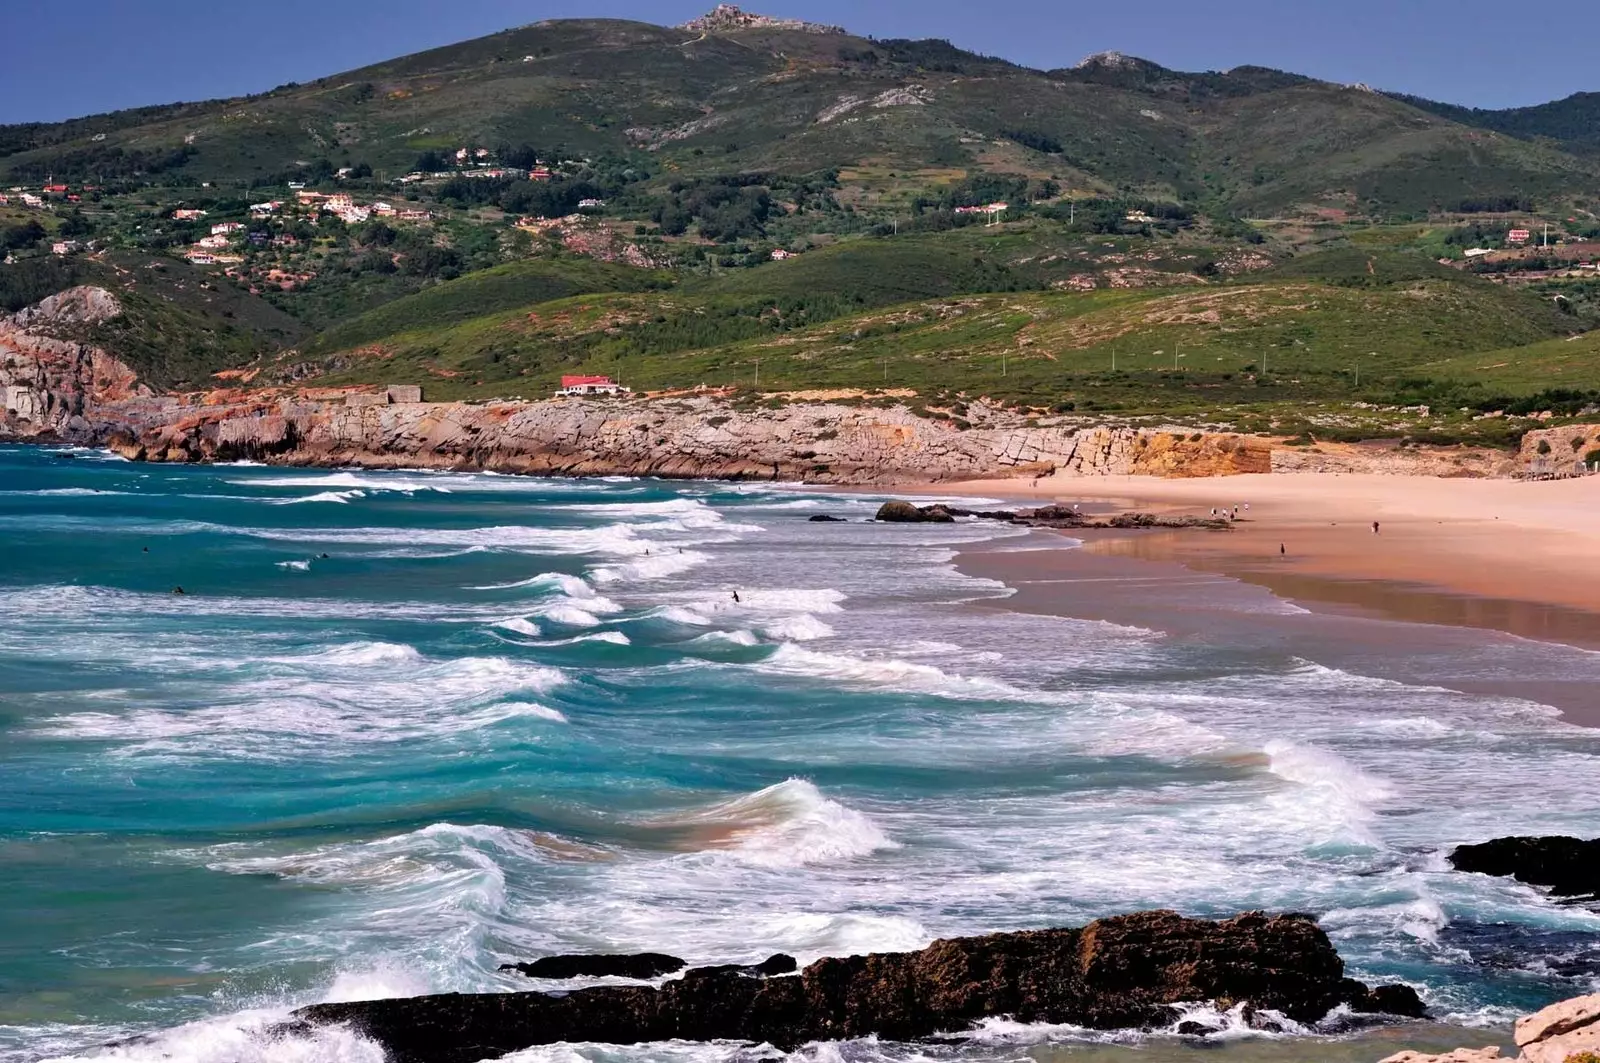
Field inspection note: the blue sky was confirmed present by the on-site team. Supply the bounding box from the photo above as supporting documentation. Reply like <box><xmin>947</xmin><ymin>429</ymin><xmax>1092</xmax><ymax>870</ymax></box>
<box><xmin>4</xmin><ymin>0</ymin><xmax>1595</xmax><ymax>124</ymax></box>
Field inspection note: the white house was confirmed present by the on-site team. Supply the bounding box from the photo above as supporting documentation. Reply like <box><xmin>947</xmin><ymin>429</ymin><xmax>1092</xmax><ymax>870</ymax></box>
<box><xmin>558</xmin><ymin>374</ymin><xmax>631</xmax><ymax>397</ymax></box>
<box><xmin>211</xmin><ymin>222</ymin><xmax>245</xmax><ymax>235</ymax></box>
<box><xmin>197</xmin><ymin>234</ymin><xmax>230</xmax><ymax>249</ymax></box>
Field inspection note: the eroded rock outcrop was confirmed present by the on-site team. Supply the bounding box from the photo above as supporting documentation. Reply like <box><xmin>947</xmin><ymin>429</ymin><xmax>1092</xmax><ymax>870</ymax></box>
<box><xmin>0</xmin><ymin>286</ymin><xmax>149</xmax><ymax>439</ymax></box>
<box><xmin>1384</xmin><ymin>992</ymin><xmax>1600</xmax><ymax>1063</ymax></box>
<box><xmin>291</xmin><ymin>911</ymin><xmax>1422</xmax><ymax>1063</ymax></box>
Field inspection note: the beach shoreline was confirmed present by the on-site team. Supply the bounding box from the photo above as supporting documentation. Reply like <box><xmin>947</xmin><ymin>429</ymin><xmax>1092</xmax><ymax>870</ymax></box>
<box><xmin>874</xmin><ymin>472</ymin><xmax>1600</xmax><ymax>648</ymax></box>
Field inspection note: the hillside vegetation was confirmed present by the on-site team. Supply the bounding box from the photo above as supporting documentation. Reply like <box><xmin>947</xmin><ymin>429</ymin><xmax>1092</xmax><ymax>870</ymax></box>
<box><xmin>3</xmin><ymin>8</ymin><xmax>1598</xmax><ymax>448</ymax></box>
<box><xmin>4</xmin><ymin>15</ymin><xmax>1599</xmax><ymax>217</ymax></box>
<box><xmin>3</xmin><ymin>254</ymin><xmax>308</xmax><ymax>389</ymax></box>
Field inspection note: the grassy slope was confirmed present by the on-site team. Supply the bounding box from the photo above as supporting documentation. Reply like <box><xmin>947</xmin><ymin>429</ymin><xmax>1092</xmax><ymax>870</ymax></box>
<box><xmin>1415</xmin><ymin>331</ymin><xmax>1600</xmax><ymax>394</ymax></box>
<box><xmin>282</xmin><ymin>248</ymin><xmax>1587</xmax><ymax>420</ymax></box>
<box><xmin>303</xmin><ymin>258</ymin><xmax>671</xmax><ymax>356</ymax></box>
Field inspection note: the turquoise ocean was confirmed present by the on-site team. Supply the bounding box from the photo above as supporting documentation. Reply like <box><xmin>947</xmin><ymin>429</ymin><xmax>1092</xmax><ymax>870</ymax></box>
<box><xmin>2</xmin><ymin>443</ymin><xmax>1599</xmax><ymax>1063</ymax></box>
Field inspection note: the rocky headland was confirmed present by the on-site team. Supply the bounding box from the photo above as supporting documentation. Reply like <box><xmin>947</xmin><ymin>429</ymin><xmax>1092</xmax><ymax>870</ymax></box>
<box><xmin>0</xmin><ymin>286</ymin><xmax>1585</xmax><ymax>484</ymax></box>
<box><xmin>288</xmin><ymin>911</ymin><xmax>1423</xmax><ymax>1062</ymax></box>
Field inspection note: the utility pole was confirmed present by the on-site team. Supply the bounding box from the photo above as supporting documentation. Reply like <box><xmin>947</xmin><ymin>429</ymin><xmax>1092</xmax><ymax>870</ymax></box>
<box><xmin>1112</xmin><ymin>344</ymin><xmax>1116</xmax><ymax>372</ymax></box>
<box><xmin>1002</xmin><ymin>350</ymin><xmax>1007</xmax><ymax>377</ymax></box>
<box><xmin>754</xmin><ymin>357</ymin><xmax>760</xmax><ymax>389</ymax></box>
<box><xmin>1173</xmin><ymin>341</ymin><xmax>1180</xmax><ymax>372</ymax></box>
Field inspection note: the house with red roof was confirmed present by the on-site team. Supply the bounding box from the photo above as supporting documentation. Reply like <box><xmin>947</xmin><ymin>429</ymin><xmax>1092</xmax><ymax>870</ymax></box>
<box><xmin>558</xmin><ymin>375</ymin><xmax>631</xmax><ymax>397</ymax></box>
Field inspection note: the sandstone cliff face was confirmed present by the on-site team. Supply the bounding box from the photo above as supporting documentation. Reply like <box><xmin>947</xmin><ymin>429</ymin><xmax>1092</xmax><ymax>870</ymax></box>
<box><xmin>1518</xmin><ymin>423</ymin><xmax>1600</xmax><ymax>476</ymax></box>
<box><xmin>0</xmin><ymin>287</ymin><xmax>149</xmax><ymax>439</ymax></box>
<box><xmin>85</xmin><ymin>395</ymin><xmax>1288</xmax><ymax>483</ymax></box>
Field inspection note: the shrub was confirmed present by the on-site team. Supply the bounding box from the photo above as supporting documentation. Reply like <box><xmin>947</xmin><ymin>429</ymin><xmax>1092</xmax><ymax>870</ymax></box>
<box><xmin>1537</xmin><ymin>439</ymin><xmax>1553</xmax><ymax>455</ymax></box>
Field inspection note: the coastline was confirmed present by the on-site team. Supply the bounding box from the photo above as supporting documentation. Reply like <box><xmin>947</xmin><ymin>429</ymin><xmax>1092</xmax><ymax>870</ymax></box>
<box><xmin>903</xmin><ymin>472</ymin><xmax>1600</xmax><ymax>643</ymax></box>
<box><xmin>897</xmin><ymin>471</ymin><xmax>1600</xmax><ymax>726</ymax></box>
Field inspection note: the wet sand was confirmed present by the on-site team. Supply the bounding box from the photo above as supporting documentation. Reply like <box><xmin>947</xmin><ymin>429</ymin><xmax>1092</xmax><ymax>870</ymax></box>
<box><xmin>959</xmin><ymin>531</ymin><xmax>1600</xmax><ymax>726</ymax></box>
<box><xmin>911</xmin><ymin>473</ymin><xmax>1600</xmax><ymax>625</ymax></box>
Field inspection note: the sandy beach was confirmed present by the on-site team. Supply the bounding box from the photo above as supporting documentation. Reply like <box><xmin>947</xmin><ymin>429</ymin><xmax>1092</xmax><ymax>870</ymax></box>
<box><xmin>911</xmin><ymin>472</ymin><xmax>1600</xmax><ymax>643</ymax></box>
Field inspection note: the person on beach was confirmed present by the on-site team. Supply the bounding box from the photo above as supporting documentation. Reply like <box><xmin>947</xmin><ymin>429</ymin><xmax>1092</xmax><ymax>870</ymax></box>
<box><xmin>1279</xmin><ymin>543</ymin><xmax>1286</xmax><ymax>556</ymax></box>
<box><xmin>1372</xmin><ymin>521</ymin><xmax>1380</xmax><ymax>535</ymax></box>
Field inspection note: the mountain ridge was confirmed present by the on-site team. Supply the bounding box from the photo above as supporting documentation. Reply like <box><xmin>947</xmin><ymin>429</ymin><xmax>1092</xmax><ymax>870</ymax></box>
<box><xmin>1</xmin><ymin>9</ymin><xmax>1595</xmax><ymax>217</ymax></box>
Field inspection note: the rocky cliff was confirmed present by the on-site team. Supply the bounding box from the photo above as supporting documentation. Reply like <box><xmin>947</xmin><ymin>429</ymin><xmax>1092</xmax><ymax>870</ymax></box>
<box><xmin>0</xmin><ymin>286</ymin><xmax>1548</xmax><ymax>485</ymax></box>
<box><xmin>0</xmin><ymin>287</ymin><xmax>150</xmax><ymax>438</ymax></box>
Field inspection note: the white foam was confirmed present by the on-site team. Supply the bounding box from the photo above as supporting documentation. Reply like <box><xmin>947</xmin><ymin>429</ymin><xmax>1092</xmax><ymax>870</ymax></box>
<box><xmin>275</xmin><ymin>489</ymin><xmax>366</xmax><ymax>505</ymax></box>
<box><xmin>495</xmin><ymin>617</ymin><xmax>543</xmax><ymax>637</ymax></box>
<box><xmin>688</xmin><ymin>629</ymin><xmax>761</xmax><ymax>647</ymax></box>
<box><xmin>533</xmin><ymin>631</ymin><xmax>632</xmax><ymax>648</ymax></box>
<box><xmin>590</xmin><ymin>550</ymin><xmax>709</xmax><ymax>584</ymax></box>
<box><xmin>231</xmin><ymin>472</ymin><xmax>450</xmax><ymax>494</ymax></box>
<box><xmin>758</xmin><ymin>615</ymin><xmax>835</xmax><ymax>642</ymax></box>
<box><xmin>6</xmin><ymin>487</ymin><xmax>134</xmax><ymax>497</ymax></box>
<box><xmin>35</xmin><ymin>1008</ymin><xmax>388</xmax><ymax>1063</ymax></box>
<box><xmin>33</xmin><ymin>650</ymin><xmax>567</xmax><ymax>756</ymax></box>
<box><xmin>301</xmin><ymin>641</ymin><xmax>423</xmax><ymax>667</ymax></box>
<box><xmin>496</xmin><ymin>701</ymin><xmax>570</xmax><ymax>723</ymax></box>
<box><xmin>650</xmin><ymin>606</ymin><xmax>712</xmax><ymax>627</ymax></box>
<box><xmin>1263</xmin><ymin>740</ymin><xmax>1394</xmax><ymax>847</ymax></box>
<box><xmin>671</xmin><ymin>779</ymin><xmax>898</xmax><ymax>868</ymax></box>
<box><xmin>276</xmin><ymin>559</ymin><xmax>312</xmax><ymax>572</ymax></box>
<box><xmin>759</xmin><ymin>644</ymin><xmax>1018</xmax><ymax>699</ymax></box>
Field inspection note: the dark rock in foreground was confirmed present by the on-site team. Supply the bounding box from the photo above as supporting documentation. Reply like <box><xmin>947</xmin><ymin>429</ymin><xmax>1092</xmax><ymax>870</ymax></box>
<box><xmin>294</xmin><ymin>911</ymin><xmax>1423</xmax><ymax>1063</ymax></box>
<box><xmin>1451</xmin><ymin>836</ymin><xmax>1600</xmax><ymax>898</ymax></box>
<box><xmin>808</xmin><ymin>514</ymin><xmax>849</xmax><ymax>522</ymax></box>
<box><xmin>499</xmin><ymin>952</ymin><xmax>686</xmax><ymax>980</ymax></box>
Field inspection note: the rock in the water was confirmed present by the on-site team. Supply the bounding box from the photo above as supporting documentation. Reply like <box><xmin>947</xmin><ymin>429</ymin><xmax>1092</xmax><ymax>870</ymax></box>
<box><xmin>682</xmin><ymin>954</ymin><xmax>798</xmax><ymax>980</ymax></box>
<box><xmin>807</xmin><ymin>515</ymin><xmax>848</xmax><ymax>523</ymax></box>
<box><xmin>299</xmin><ymin>911</ymin><xmax>1423</xmax><ymax>1063</ymax></box>
<box><xmin>1517</xmin><ymin>991</ymin><xmax>1600</xmax><ymax>1046</ymax></box>
<box><xmin>875</xmin><ymin>500</ymin><xmax>955</xmax><ymax>523</ymax></box>
<box><xmin>1450</xmin><ymin>836</ymin><xmax>1600</xmax><ymax>898</ymax></box>
<box><xmin>500</xmin><ymin>953</ymin><xmax>685</xmax><ymax>980</ymax></box>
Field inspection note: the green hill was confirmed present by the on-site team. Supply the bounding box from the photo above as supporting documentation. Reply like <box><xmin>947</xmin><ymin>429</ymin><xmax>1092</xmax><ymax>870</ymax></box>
<box><xmin>4</xmin><ymin>11</ymin><xmax>1597</xmax><ymax>216</ymax></box>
